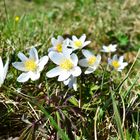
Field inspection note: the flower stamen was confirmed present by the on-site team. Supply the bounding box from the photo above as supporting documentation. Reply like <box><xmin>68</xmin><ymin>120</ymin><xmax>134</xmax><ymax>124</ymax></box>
<box><xmin>56</xmin><ymin>43</ymin><xmax>62</xmax><ymax>52</ymax></box>
<box><xmin>24</xmin><ymin>59</ymin><xmax>37</xmax><ymax>71</ymax></box>
<box><xmin>60</xmin><ymin>59</ymin><xmax>73</xmax><ymax>70</ymax></box>
<box><xmin>112</xmin><ymin>60</ymin><xmax>120</xmax><ymax>68</ymax></box>
<box><xmin>74</xmin><ymin>40</ymin><xmax>82</xmax><ymax>48</ymax></box>
<box><xmin>88</xmin><ymin>56</ymin><xmax>96</xmax><ymax>65</ymax></box>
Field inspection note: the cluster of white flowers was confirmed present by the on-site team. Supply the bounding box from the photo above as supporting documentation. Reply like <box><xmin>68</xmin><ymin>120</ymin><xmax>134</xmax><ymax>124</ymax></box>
<box><xmin>102</xmin><ymin>44</ymin><xmax>128</xmax><ymax>71</ymax></box>
<box><xmin>0</xmin><ymin>34</ymin><xmax>128</xmax><ymax>91</ymax></box>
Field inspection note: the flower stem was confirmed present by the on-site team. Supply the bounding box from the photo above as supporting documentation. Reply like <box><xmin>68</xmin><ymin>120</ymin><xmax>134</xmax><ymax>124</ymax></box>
<box><xmin>107</xmin><ymin>52</ymin><xmax>111</xmax><ymax>71</ymax></box>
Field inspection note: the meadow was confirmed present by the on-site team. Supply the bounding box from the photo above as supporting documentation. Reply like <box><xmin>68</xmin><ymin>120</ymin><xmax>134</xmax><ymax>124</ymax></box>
<box><xmin>0</xmin><ymin>0</ymin><xmax>140</xmax><ymax>139</ymax></box>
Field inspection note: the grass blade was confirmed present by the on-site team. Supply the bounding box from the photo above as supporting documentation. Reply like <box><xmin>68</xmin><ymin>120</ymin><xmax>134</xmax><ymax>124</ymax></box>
<box><xmin>111</xmin><ymin>93</ymin><xmax>124</xmax><ymax>140</ymax></box>
<box><xmin>38</xmin><ymin>105</ymin><xmax>69</xmax><ymax>140</ymax></box>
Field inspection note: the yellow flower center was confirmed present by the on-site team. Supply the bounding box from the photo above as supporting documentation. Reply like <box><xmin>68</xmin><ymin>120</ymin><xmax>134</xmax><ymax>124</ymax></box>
<box><xmin>112</xmin><ymin>60</ymin><xmax>120</xmax><ymax>69</ymax></box>
<box><xmin>107</xmin><ymin>47</ymin><xmax>111</xmax><ymax>51</ymax></box>
<box><xmin>24</xmin><ymin>59</ymin><xmax>37</xmax><ymax>71</ymax></box>
<box><xmin>15</xmin><ymin>16</ymin><xmax>19</xmax><ymax>22</ymax></box>
<box><xmin>60</xmin><ymin>59</ymin><xmax>73</xmax><ymax>70</ymax></box>
<box><xmin>88</xmin><ymin>56</ymin><xmax>96</xmax><ymax>65</ymax></box>
<box><xmin>56</xmin><ymin>43</ymin><xmax>62</xmax><ymax>52</ymax></box>
<box><xmin>74</xmin><ymin>40</ymin><xmax>82</xmax><ymax>48</ymax></box>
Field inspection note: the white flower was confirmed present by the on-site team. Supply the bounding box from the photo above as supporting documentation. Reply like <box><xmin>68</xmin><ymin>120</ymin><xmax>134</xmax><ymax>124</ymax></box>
<box><xmin>0</xmin><ymin>57</ymin><xmax>9</xmax><ymax>87</ymax></box>
<box><xmin>63</xmin><ymin>76</ymin><xmax>77</xmax><ymax>91</ymax></box>
<box><xmin>48</xmin><ymin>36</ymin><xmax>64</xmax><ymax>53</ymax></box>
<box><xmin>79</xmin><ymin>49</ymin><xmax>101</xmax><ymax>74</ymax></box>
<box><xmin>46</xmin><ymin>52</ymin><xmax>81</xmax><ymax>81</ymax></box>
<box><xmin>108</xmin><ymin>55</ymin><xmax>128</xmax><ymax>71</ymax></box>
<box><xmin>101</xmin><ymin>44</ymin><xmax>117</xmax><ymax>53</ymax></box>
<box><xmin>70</xmin><ymin>34</ymin><xmax>91</xmax><ymax>50</ymax></box>
<box><xmin>48</xmin><ymin>36</ymin><xmax>73</xmax><ymax>56</ymax></box>
<box><xmin>12</xmin><ymin>47</ymin><xmax>49</xmax><ymax>82</ymax></box>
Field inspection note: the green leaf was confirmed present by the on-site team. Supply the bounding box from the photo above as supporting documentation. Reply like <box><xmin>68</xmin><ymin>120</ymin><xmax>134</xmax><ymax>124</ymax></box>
<box><xmin>68</xmin><ymin>96</ymin><xmax>79</xmax><ymax>107</ymax></box>
<box><xmin>118</xmin><ymin>34</ymin><xmax>128</xmax><ymax>46</ymax></box>
<box><xmin>38</xmin><ymin>105</ymin><xmax>70</xmax><ymax>140</ymax></box>
<box><xmin>111</xmin><ymin>93</ymin><xmax>124</xmax><ymax>140</ymax></box>
<box><xmin>90</xmin><ymin>84</ymin><xmax>100</xmax><ymax>95</ymax></box>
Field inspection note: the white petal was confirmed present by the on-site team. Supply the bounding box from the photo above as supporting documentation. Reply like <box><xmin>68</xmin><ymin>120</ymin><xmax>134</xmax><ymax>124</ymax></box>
<box><xmin>48</xmin><ymin>52</ymin><xmax>64</xmax><ymax>65</ymax></box>
<box><xmin>0</xmin><ymin>57</ymin><xmax>3</xmax><ymax>68</ymax></box>
<box><xmin>119</xmin><ymin>56</ymin><xmax>124</xmax><ymax>63</ymax></box>
<box><xmin>0</xmin><ymin>57</ymin><xmax>9</xmax><ymax>86</ymax></box>
<box><xmin>83</xmin><ymin>41</ymin><xmax>91</xmax><ymax>47</ymax></box>
<box><xmin>118</xmin><ymin>62</ymin><xmax>128</xmax><ymax>70</ymax></box>
<box><xmin>30</xmin><ymin>72</ymin><xmax>40</xmax><ymax>81</ymax></box>
<box><xmin>112</xmin><ymin>55</ymin><xmax>118</xmax><ymax>60</ymax></box>
<box><xmin>38</xmin><ymin>56</ymin><xmax>49</xmax><ymax>71</ymax></box>
<box><xmin>96</xmin><ymin>54</ymin><xmax>101</xmax><ymax>64</ymax></box>
<box><xmin>104</xmin><ymin>44</ymin><xmax>117</xmax><ymax>52</ymax></box>
<box><xmin>80</xmin><ymin>34</ymin><xmax>86</xmax><ymax>42</ymax></box>
<box><xmin>29</xmin><ymin>47</ymin><xmax>38</xmax><ymax>62</ymax></box>
<box><xmin>85</xmin><ymin>67</ymin><xmax>94</xmax><ymax>74</ymax></box>
<box><xmin>18</xmin><ymin>52</ymin><xmax>28</xmax><ymax>61</ymax></box>
<box><xmin>101</xmin><ymin>46</ymin><xmax>108</xmax><ymax>52</ymax></box>
<box><xmin>103</xmin><ymin>45</ymin><xmax>107</xmax><ymax>50</ymax></box>
<box><xmin>0</xmin><ymin>57</ymin><xmax>4</xmax><ymax>78</ymax></box>
<box><xmin>62</xmin><ymin>45</ymin><xmax>73</xmax><ymax>57</ymax></box>
<box><xmin>58</xmin><ymin>36</ymin><xmax>64</xmax><ymax>43</ymax></box>
<box><xmin>111</xmin><ymin>44</ymin><xmax>117</xmax><ymax>49</ymax></box>
<box><xmin>69</xmin><ymin>40</ymin><xmax>78</xmax><ymax>50</ymax></box>
<box><xmin>0</xmin><ymin>77</ymin><xmax>4</xmax><ymax>86</ymax></box>
<box><xmin>0</xmin><ymin>57</ymin><xmax>4</xmax><ymax>86</ymax></box>
<box><xmin>63</xmin><ymin>78</ymin><xmax>70</xmax><ymax>85</ymax></box>
<box><xmin>58</xmin><ymin>71</ymin><xmax>71</xmax><ymax>81</ymax></box>
<box><xmin>79</xmin><ymin>59</ymin><xmax>89</xmax><ymax>67</ymax></box>
<box><xmin>48</xmin><ymin>47</ymin><xmax>55</xmax><ymax>52</ymax></box>
<box><xmin>90</xmin><ymin>63</ymin><xmax>98</xmax><ymax>72</ymax></box>
<box><xmin>72</xmin><ymin>35</ymin><xmax>78</xmax><ymax>41</ymax></box>
<box><xmin>12</xmin><ymin>62</ymin><xmax>27</xmax><ymax>71</ymax></box>
<box><xmin>63</xmin><ymin>38</ymin><xmax>70</xmax><ymax>47</ymax></box>
<box><xmin>71</xmin><ymin>53</ymin><xmax>78</xmax><ymax>66</ymax></box>
<box><xmin>3</xmin><ymin>57</ymin><xmax>9</xmax><ymax>80</ymax></box>
<box><xmin>46</xmin><ymin>66</ymin><xmax>63</xmax><ymax>78</ymax></box>
<box><xmin>82</xmin><ymin>49</ymin><xmax>93</xmax><ymax>58</ymax></box>
<box><xmin>66</xmin><ymin>76</ymin><xmax>77</xmax><ymax>91</ymax></box>
<box><xmin>72</xmin><ymin>77</ymin><xmax>77</xmax><ymax>91</ymax></box>
<box><xmin>71</xmin><ymin>66</ymin><xmax>81</xmax><ymax>77</ymax></box>
<box><xmin>17</xmin><ymin>72</ymin><xmax>30</xmax><ymax>82</ymax></box>
<box><xmin>111</xmin><ymin>49</ymin><xmax>117</xmax><ymax>52</ymax></box>
<box><xmin>123</xmin><ymin>62</ymin><xmax>128</xmax><ymax>67</ymax></box>
<box><xmin>51</xmin><ymin>37</ymin><xmax>57</xmax><ymax>46</ymax></box>
<box><xmin>117</xmin><ymin>69</ymin><xmax>123</xmax><ymax>72</ymax></box>
<box><xmin>108</xmin><ymin>58</ymin><xmax>112</xmax><ymax>65</ymax></box>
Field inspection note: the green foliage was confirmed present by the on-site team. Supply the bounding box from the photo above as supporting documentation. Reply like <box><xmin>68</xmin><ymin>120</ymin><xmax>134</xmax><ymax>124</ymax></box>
<box><xmin>33</xmin><ymin>0</ymin><xmax>46</xmax><ymax>4</ymax></box>
<box><xmin>111</xmin><ymin>93</ymin><xmax>124</xmax><ymax>140</ymax></box>
<box><xmin>117</xmin><ymin>33</ymin><xmax>129</xmax><ymax>46</ymax></box>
